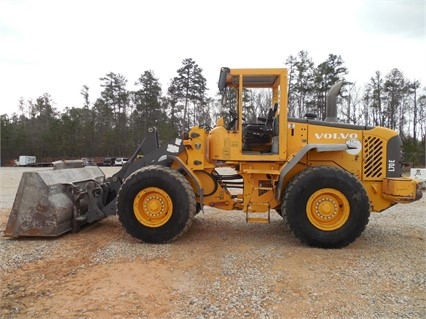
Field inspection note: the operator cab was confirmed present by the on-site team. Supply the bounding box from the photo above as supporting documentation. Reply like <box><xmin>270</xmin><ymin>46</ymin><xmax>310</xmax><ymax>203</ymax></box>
<box><xmin>213</xmin><ymin>67</ymin><xmax>288</xmax><ymax>159</ymax></box>
<box><xmin>242</xmin><ymin>103</ymin><xmax>277</xmax><ymax>152</ymax></box>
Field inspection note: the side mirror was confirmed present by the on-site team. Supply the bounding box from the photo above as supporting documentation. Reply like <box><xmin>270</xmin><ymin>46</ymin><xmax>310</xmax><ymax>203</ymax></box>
<box><xmin>218</xmin><ymin>67</ymin><xmax>230</xmax><ymax>94</ymax></box>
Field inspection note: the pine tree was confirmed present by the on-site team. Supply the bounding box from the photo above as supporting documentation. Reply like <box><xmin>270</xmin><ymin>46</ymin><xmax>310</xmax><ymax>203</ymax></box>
<box><xmin>133</xmin><ymin>70</ymin><xmax>163</xmax><ymax>133</ymax></box>
<box><xmin>313</xmin><ymin>54</ymin><xmax>348</xmax><ymax>120</ymax></box>
<box><xmin>367</xmin><ymin>71</ymin><xmax>385</xmax><ymax>126</ymax></box>
<box><xmin>407</xmin><ymin>80</ymin><xmax>421</xmax><ymax>141</ymax></box>
<box><xmin>99</xmin><ymin>72</ymin><xmax>129</xmax><ymax>121</ymax></box>
<box><xmin>99</xmin><ymin>72</ymin><xmax>130</xmax><ymax>155</ymax></box>
<box><xmin>383</xmin><ymin>68</ymin><xmax>405</xmax><ymax>131</ymax></box>
<box><xmin>169</xmin><ymin>58</ymin><xmax>208</xmax><ymax>131</ymax></box>
<box><xmin>287</xmin><ymin>51</ymin><xmax>315</xmax><ymax>118</ymax></box>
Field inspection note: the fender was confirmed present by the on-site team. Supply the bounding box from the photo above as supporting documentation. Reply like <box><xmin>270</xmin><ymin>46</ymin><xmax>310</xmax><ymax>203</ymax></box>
<box><xmin>275</xmin><ymin>144</ymin><xmax>349</xmax><ymax>201</ymax></box>
<box><xmin>169</xmin><ymin>155</ymin><xmax>204</xmax><ymax>213</ymax></box>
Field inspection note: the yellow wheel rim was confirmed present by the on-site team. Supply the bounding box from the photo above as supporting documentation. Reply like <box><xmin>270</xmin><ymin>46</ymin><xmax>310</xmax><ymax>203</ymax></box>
<box><xmin>133</xmin><ymin>187</ymin><xmax>173</xmax><ymax>227</ymax></box>
<box><xmin>306</xmin><ymin>188</ymin><xmax>350</xmax><ymax>231</ymax></box>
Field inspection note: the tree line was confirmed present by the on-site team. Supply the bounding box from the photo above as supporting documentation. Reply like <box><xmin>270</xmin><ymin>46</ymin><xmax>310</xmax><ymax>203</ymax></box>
<box><xmin>1</xmin><ymin>53</ymin><xmax>425</xmax><ymax>166</ymax></box>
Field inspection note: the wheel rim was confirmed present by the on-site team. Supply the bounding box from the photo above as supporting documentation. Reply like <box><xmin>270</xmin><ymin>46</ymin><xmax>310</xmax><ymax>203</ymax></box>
<box><xmin>133</xmin><ymin>187</ymin><xmax>173</xmax><ymax>227</ymax></box>
<box><xmin>306</xmin><ymin>188</ymin><xmax>350</xmax><ymax>231</ymax></box>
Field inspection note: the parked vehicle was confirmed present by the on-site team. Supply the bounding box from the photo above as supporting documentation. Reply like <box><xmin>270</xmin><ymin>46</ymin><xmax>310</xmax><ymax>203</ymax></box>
<box><xmin>114</xmin><ymin>158</ymin><xmax>128</xmax><ymax>166</ymax></box>
<box><xmin>411</xmin><ymin>168</ymin><xmax>426</xmax><ymax>189</ymax></box>
<box><xmin>82</xmin><ymin>158</ymin><xmax>95</xmax><ymax>166</ymax></box>
<box><xmin>14</xmin><ymin>155</ymin><xmax>36</xmax><ymax>167</ymax></box>
<box><xmin>103</xmin><ymin>157</ymin><xmax>116</xmax><ymax>166</ymax></box>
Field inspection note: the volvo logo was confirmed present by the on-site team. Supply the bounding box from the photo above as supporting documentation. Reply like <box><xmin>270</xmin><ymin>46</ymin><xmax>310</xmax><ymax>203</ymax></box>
<box><xmin>315</xmin><ymin>133</ymin><xmax>359</xmax><ymax>139</ymax></box>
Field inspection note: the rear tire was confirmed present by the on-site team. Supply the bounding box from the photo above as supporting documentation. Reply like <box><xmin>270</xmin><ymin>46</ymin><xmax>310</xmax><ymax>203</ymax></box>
<box><xmin>117</xmin><ymin>166</ymin><xmax>196</xmax><ymax>243</ymax></box>
<box><xmin>283</xmin><ymin>166</ymin><xmax>370</xmax><ymax>248</ymax></box>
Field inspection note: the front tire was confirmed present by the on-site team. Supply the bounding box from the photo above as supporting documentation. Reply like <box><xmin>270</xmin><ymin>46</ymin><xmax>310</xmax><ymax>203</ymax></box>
<box><xmin>283</xmin><ymin>166</ymin><xmax>370</xmax><ymax>248</ymax></box>
<box><xmin>117</xmin><ymin>165</ymin><xmax>196</xmax><ymax>243</ymax></box>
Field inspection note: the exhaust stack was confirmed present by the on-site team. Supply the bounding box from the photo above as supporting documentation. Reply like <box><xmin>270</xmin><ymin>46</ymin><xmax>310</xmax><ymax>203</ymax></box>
<box><xmin>325</xmin><ymin>81</ymin><xmax>343</xmax><ymax>122</ymax></box>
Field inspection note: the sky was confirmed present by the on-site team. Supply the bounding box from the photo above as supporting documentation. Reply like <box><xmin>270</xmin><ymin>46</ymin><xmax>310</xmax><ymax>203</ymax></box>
<box><xmin>0</xmin><ymin>0</ymin><xmax>425</xmax><ymax>115</ymax></box>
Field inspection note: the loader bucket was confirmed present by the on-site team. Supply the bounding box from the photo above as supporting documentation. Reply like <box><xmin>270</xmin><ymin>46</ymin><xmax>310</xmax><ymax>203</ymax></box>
<box><xmin>4</xmin><ymin>166</ymin><xmax>105</xmax><ymax>237</ymax></box>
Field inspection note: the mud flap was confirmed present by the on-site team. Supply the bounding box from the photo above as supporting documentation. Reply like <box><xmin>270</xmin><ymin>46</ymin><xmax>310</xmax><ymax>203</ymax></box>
<box><xmin>4</xmin><ymin>166</ymin><xmax>105</xmax><ymax>237</ymax></box>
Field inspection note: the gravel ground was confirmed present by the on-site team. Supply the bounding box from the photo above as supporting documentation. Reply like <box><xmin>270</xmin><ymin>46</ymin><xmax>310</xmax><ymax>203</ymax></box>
<box><xmin>0</xmin><ymin>167</ymin><xmax>425</xmax><ymax>318</ymax></box>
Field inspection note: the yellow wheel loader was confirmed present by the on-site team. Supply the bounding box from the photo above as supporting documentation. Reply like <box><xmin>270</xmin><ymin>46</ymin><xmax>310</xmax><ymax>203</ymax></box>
<box><xmin>5</xmin><ymin>67</ymin><xmax>423</xmax><ymax>248</ymax></box>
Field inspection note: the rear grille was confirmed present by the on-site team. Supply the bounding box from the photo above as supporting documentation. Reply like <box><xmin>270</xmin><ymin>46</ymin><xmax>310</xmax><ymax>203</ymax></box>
<box><xmin>363</xmin><ymin>136</ymin><xmax>384</xmax><ymax>179</ymax></box>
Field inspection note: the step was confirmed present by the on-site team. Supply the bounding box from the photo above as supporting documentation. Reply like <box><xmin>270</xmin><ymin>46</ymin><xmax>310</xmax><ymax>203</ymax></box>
<box><xmin>246</xmin><ymin>217</ymin><xmax>270</xmax><ymax>224</ymax></box>
<box><xmin>246</xmin><ymin>207</ymin><xmax>271</xmax><ymax>224</ymax></box>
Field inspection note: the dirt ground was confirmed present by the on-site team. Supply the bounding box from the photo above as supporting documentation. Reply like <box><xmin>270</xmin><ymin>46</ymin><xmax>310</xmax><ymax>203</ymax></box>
<box><xmin>0</xmin><ymin>167</ymin><xmax>425</xmax><ymax>319</ymax></box>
